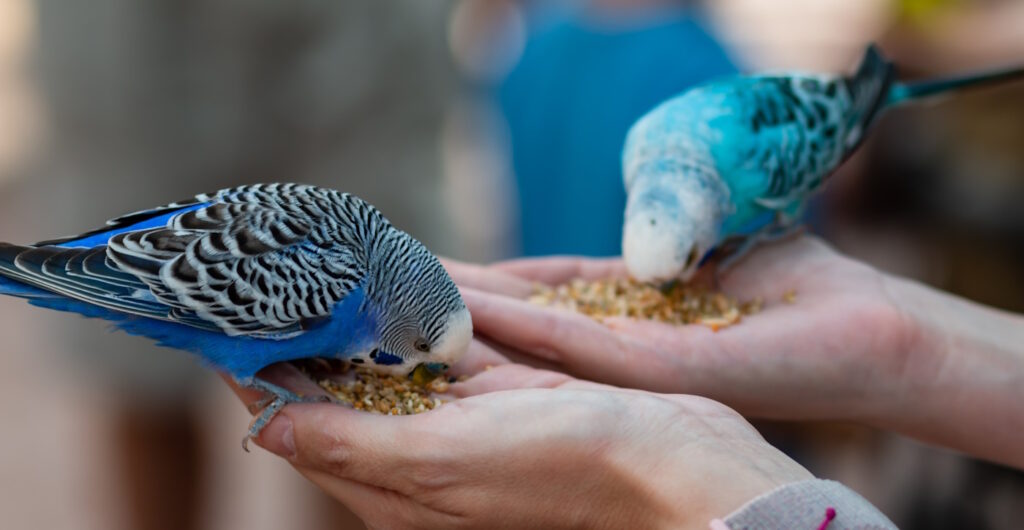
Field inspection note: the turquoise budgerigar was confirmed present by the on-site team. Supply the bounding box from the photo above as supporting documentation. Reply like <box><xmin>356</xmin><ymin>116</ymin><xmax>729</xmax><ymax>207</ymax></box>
<box><xmin>622</xmin><ymin>45</ymin><xmax>1024</xmax><ymax>283</ymax></box>
<box><xmin>0</xmin><ymin>183</ymin><xmax>472</xmax><ymax>447</ymax></box>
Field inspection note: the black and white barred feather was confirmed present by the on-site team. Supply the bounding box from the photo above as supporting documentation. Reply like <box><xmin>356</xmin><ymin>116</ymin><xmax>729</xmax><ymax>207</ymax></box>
<box><xmin>8</xmin><ymin>183</ymin><xmax>463</xmax><ymax>343</ymax></box>
<box><xmin>741</xmin><ymin>47</ymin><xmax>895</xmax><ymax>210</ymax></box>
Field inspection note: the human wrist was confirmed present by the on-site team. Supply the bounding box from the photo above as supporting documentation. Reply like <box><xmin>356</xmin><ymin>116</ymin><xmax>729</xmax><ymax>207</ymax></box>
<box><xmin>873</xmin><ymin>273</ymin><xmax>1024</xmax><ymax>468</ymax></box>
<box><xmin>653</xmin><ymin>439</ymin><xmax>814</xmax><ymax>529</ymax></box>
<box><xmin>582</xmin><ymin>393</ymin><xmax>814</xmax><ymax>529</ymax></box>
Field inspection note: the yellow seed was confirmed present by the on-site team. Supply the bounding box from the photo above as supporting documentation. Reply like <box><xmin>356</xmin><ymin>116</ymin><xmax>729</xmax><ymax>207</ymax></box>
<box><xmin>528</xmin><ymin>277</ymin><xmax>782</xmax><ymax>331</ymax></box>
<box><xmin>301</xmin><ymin>366</ymin><xmax>447</xmax><ymax>416</ymax></box>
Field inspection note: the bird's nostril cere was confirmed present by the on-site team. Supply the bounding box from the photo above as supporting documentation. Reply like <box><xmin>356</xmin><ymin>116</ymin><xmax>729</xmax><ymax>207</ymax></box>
<box><xmin>409</xmin><ymin>362</ymin><xmax>449</xmax><ymax>385</ymax></box>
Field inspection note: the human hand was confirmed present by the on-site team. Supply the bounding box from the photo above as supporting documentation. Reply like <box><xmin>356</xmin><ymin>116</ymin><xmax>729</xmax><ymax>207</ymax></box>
<box><xmin>445</xmin><ymin>236</ymin><xmax>1024</xmax><ymax>469</ymax></box>
<box><xmin>233</xmin><ymin>363</ymin><xmax>812</xmax><ymax>530</ymax></box>
<box><xmin>446</xmin><ymin>236</ymin><xmax>918</xmax><ymax>422</ymax></box>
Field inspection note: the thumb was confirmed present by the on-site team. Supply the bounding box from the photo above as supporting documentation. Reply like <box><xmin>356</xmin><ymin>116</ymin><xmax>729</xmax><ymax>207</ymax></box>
<box><xmin>256</xmin><ymin>403</ymin><xmax>429</xmax><ymax>495</ymax></box>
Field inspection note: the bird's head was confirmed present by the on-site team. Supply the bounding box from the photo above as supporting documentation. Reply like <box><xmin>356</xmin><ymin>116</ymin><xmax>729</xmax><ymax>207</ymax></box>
<box><xmin>620</xmin><ymin>87</ymin><xmax>732</xmax><ymax>284</ymax></box>
<box><xmin>364</xmin><ymin>232</ymin><xmax>473</xmax><ymax>382</ymax></box>
<box><xmin>622</xmin><ymin>177</ymin><xmax>719</xmax><ymax>284</ymax></box>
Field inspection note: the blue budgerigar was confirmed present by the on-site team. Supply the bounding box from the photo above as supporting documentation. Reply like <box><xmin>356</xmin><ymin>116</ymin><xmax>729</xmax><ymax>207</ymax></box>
<box><xmin>0</xmin><ymin>183</ymin><xmax>472</xmax><ymax>447</ymax></box>
<box><xmin>622</xmin><ymin>45</ymin><xmax>1024</xmax><ymax>283</ymax></box>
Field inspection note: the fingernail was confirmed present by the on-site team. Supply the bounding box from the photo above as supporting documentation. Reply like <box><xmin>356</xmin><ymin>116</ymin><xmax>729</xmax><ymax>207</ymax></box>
<box><xmin>260</xmin><ymin>415</ymin><xmax>296</xmax><ymax>458</ymax></box>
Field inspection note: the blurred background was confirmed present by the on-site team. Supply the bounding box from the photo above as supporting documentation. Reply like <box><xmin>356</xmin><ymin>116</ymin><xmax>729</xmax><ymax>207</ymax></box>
<box><xmin>0</xmin><ymin>0</ymin><xmax>1021</xmax><ymax>528</ymax></box>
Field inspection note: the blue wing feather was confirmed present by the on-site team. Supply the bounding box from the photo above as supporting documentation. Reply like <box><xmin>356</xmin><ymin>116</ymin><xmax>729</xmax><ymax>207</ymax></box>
<box><xmin>44</xmin><ymin>202</ymin><xmax>209</xmax><ymax>248</ymax></box>
<box><xmin>1</xmin><ymin>273</ymin><xmax>375</xmax><ymax>380</ymax></box>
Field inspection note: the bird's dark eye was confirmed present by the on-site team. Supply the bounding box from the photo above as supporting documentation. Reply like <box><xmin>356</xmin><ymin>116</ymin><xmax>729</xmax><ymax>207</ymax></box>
<box><xmin>414</xmin><ymin>338</ymin><xmax>430</xmax><ymax>353</ymax></box>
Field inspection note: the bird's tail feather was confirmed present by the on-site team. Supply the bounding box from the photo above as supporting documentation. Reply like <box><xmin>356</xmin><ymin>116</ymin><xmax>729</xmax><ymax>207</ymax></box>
<box><xmin>836</xmin><ymin>45</ymin><xmax>897</xmax><ymax>159</ymax></box>
<box><xmin>0</xmin><ymin>275</ymin><xmax>49</xmax><ymax>298</ymax></box>
<box><xmin>0</xmin><ymin>243</ymin><xmax>49</xmax><ymax>299</ymax></box>
<box><xmin>887</xmin><ymin>66</ymin><xmax>1024</xmax><ymax>106</ymax></box>
<box><xmin>0</xmin><ymin>244</ymin><xmax>134</xmax><ymax>321</ymax></box>
<box><xmin>848</xmin><ymin>45</ymin><xmax>897</xmax><ymax>133</ymax></box>
<box><xmin>0</xmin><ymin>243</ymin><xmax>30</xmax><ymax>292</ymax></box>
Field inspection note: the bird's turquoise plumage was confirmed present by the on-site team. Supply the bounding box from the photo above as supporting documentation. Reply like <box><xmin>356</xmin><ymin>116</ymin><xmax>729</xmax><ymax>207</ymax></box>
<box><xmin>0</xmin><ymin>183</ymin><xmax>472</xmax><ymax>446</ymax></box>
<box><xmin>621</xmin><ymin>45</ymin><xmax>1024</xmax><ymax>282</ymax></box>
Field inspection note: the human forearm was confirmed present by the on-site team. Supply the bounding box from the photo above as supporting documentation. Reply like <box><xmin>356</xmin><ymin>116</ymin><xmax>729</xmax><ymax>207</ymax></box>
<box><xmin>876</xmin><ymin>274</ymin><xmax>1024</xmax><ymax>468</ymax></box>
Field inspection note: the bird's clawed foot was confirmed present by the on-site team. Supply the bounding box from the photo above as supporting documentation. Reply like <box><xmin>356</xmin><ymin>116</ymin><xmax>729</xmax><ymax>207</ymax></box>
<box><xmin>240</xmin><ymin>378</ymin><xmax>332</xmax><ymax>452</ymax></box>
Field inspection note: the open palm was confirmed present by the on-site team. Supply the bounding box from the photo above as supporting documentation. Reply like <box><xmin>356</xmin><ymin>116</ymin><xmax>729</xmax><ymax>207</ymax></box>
<box><xmin>446</xmin><ymin>236</ymin><xmax>925</xmax><ymax>423</ymax></box>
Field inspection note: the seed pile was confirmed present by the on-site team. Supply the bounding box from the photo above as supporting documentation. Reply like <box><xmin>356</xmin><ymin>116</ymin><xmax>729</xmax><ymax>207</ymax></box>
<box><xmin>314</xmin><ymin>366</ymin><xmax>450</xmax><ymax>415</ymax></box>
<box><xmin>529</xmin><ymin>278</ymin><xmax>764</xmax><ymax>330</ymax></box>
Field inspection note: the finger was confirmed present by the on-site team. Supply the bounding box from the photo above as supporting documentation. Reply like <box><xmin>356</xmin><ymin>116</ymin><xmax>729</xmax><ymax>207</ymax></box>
<box><xmin>221</xmin><ymin>373</ymin><xmax>261</xmax><ymax>407</ymax></box>
<box><xmin>466</xmin><ymin>292</ymin><xmax>732</xmax><ymax>394</ymax></box>
<box><xmin>257</xmin><ymin>362</ymin><xmax>334</xmax><ymax>398</ymax></box>
<box><xmin>462</xmin><ymin>287</ymin><xmax>629</xmax><ymax>367</ymax></box>
<box><xmin>714</xmin><ymin>236</ymin><xmax>828</xmax><ymax>299</ymax></box>
<box><xmin>602</xmin><ymin>316</ymin><xmax>718</xmax><ymax>347</ymax></box>
<box><xmin>460</xmin><ymin>288</ymin><xmax>676</xmax><ymax>386</ymax></box>
<box><xmin>448</xmin><ymin>339</ymin><xmax>511</xmax><ymax>378</ymax></box>
<box><xmin>440</xmin><ymin>257</ymin><xmax>536</xmax><ymax>297</ymax></box>
<box><xmin>474</xmin><ymin>336</ymin><xmax>565</xmax><ymax>373</ymax></box>
<box><xmin>490</xmin><ymin>256</ymin><xmax>628</xmax><ymax>285</ymax></box>
<box><xmin>449</xmin><ymin>364</ymin><xmax>582</xmax><ymax>397</ymax></box>
<box><xmin>597</xmin><ymin>316</ymin><xmax>724</xmax><ymax>389</ymax></box>
<box><xmin>599</xmin><ymin>307</ymin><xmax>834</xmax><ymax>408</ymax></box>
<box><xmin>297</xmin><ymin>467</ymin><xmax>459</xmax><ymax>530</ymax></box>
<box><xmin>255</xmin><ymin>403</ymin><xmax>432</xmax><ymax>494</ymax></box>
<box><xmin>297</xmin><ymin>468</ymin><xmax>395</xmax><ymax>522</ymax></box>
<box><xmin>449</xmin><ymin>364</ymin><xmax>645</xmax><ymax>400</ymax></box>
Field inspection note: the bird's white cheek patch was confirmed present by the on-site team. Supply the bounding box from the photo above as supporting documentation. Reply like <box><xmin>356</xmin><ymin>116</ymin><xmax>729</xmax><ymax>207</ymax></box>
<box><xmin>623</xmin><ymin>218</ymin><xmax>687</xmax><ymax>282</ymax></box>
<box><xmin>432</xmin><ymin>308</ymin><xmax>473</xmax><ymax>366</ymax></box>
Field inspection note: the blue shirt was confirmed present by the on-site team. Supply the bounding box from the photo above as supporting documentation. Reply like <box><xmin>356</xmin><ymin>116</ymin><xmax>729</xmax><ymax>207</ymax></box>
<box><xmin>499</xmin><ymin>10</ymin><xmax>737</xmax><ymax>257</ymax></box>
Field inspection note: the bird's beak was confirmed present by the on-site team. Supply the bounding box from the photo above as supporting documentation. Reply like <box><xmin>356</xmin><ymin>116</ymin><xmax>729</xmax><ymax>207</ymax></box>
<box><xmin>408</xmin><ymin>362</ymin><xmax>449</xmax><ymax>386</ymax></box>
<box><xmin>658</xmin><ymin>278</ymin><xmax>680</xmax><ymax>294</ymax></box>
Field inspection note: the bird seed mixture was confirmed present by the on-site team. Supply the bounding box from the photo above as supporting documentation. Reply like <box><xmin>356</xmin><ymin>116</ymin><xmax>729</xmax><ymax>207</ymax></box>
<box><xmin>529</xmin><ymin>278</ymin><xmax>766</xmax><ymax>330</ymax></box>
<box><xmin>318</xmin><ymin>368</ymin><xmax>449</xmax><ymax>415</ymax></box>
<box><xmin>296</xmin><ymin>361</ymin><xmax>451</xmax><ymax>415</ymax></box>
<box><xmin>292</xmin><ymin>278</ymin><xmax>785</xmax><ymax>414</ymax></box>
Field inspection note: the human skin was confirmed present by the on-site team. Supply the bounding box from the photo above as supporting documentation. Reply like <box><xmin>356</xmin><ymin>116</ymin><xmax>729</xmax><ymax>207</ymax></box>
<box><xmin>229</xmin><ymin>363</ymin><xmax>812</xmax><ymax>530</ymax></box>
<box><xmin>443</xmin><ymin>236</ymin><xmax>1024</xmax><ymax>469</ymax></box>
